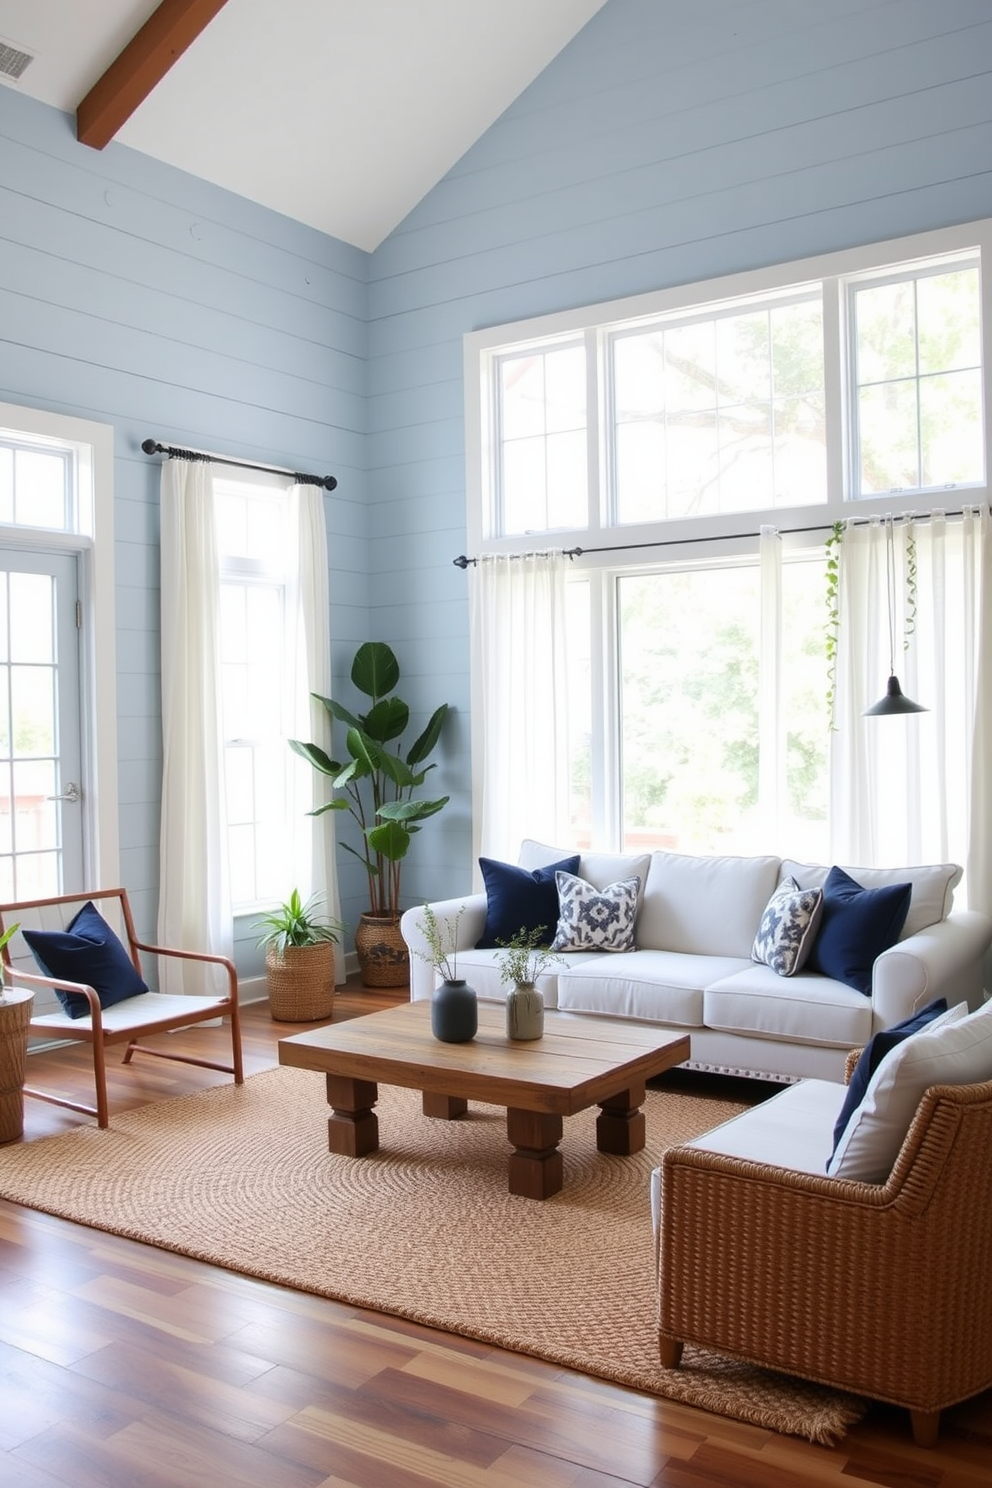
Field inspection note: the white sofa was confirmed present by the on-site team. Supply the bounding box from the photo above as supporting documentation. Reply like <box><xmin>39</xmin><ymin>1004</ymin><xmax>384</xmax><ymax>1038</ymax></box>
<box><xmin>400</xmin><ymin>840</ymin><xmax>992</xmax><ymax>1083</ymax></box>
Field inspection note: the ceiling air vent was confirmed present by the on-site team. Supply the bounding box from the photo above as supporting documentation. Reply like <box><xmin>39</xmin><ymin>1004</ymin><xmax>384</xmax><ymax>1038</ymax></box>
<box><xmin>0</xmin><ymin>41</ymin><xmax>34</xmax><ymax>81</ymax></box>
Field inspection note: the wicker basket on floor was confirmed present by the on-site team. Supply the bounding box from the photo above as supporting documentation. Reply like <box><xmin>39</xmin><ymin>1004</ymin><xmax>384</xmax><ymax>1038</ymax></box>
<box><xmin>265</xmin><ymin>943</ymin><xmax>336</xmax><ymax>1021</ymax></box>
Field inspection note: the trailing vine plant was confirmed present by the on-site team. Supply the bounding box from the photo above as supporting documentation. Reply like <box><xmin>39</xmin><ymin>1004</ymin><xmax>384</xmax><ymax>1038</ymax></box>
<box><xmin>824</xmin><ymin>520</ymin><xmax>844</xmax><ymax>729</ymax></box>
<box><xmin>903</xmin><ymin>522</ymin><xmax>918</xmax><ymax>646</ymax></box>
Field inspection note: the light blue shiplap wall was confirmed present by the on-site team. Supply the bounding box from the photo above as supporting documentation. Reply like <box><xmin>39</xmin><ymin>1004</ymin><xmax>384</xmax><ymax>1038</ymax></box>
<box><xmin>4</xmin><ymin>0</ymin><xmax>992</xmax><ymax>949</ymax></box>
<box><xmin>367</xmin><ymin>0</ymin><xmax>992</xmax><ymax>905</ymax></box>
<box><xmin>0</xmin><ymin>87</ymin><xmax>369</xmax><ymax>961</ymax></box>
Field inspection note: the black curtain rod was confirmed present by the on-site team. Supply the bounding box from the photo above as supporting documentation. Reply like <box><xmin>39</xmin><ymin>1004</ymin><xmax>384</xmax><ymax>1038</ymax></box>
<box><xmin>141</xmin><ymin>438</ymin><xmax>338</xmax><ymax>491</ymax></box>
<box><xmin>451</xmin><ymin>506</ymin><xmax>981</xmax><ymax>567</ymax></box>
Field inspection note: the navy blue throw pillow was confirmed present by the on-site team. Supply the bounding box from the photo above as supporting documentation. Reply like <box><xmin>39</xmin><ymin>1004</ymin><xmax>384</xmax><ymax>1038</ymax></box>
<box><xmin>829</xmin><ymin>997</ymin><xmax>948</xmax><ymax>1160</ymax></box>
<box><xmin>475</xmin><ymin>855</ymin><xmax>581</xmax><ymax>949</ymax></box>
<box><xmin>23</xmin><ymin>900</ymin><xmax>149</xmax><ymax>1019</ymax></box>
<box><xmin>806</xmin><ymin>865</ymin><xmax>912</xmax><ymax>996</ymax></box>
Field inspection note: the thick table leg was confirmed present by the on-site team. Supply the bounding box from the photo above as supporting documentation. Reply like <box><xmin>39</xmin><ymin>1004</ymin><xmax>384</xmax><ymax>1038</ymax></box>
<box><xmin>596</xmin><ymin>1081</ymin><xmax>646</xmax><ymax>1155</ymax></box>
<box><xmin>506</xmin><ymin>1108</ymin><xmax>564</xmax><ymax>1199</ymax></box>
<box><xmin>423</xmin><ymin>1092</ymin><xmax>469</xmax><ymax>1119</ymax></box>
<box><xmin>325</xmin><ymin>1075</ymin><xmax>379</xmax><ymax>1156</ymax></box>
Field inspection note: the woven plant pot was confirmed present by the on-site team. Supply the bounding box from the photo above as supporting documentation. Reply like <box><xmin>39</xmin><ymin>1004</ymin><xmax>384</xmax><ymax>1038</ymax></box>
<box><xmin>354</xmin><ymin>912</ymin><xmax>409</xmax><ymax>988</ymax></box>
<box><xmin>265</xmin><ymin>943</ymin><xmax>336</xmax><ymax>1022</ymax></box>
<box><xmin>0</xmin><ymin>987</ymin><xmax>34</xmax><ymax>1143</ymax></box>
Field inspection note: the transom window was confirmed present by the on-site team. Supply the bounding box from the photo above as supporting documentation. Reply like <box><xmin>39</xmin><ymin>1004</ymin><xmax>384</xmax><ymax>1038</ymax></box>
<box><xmin>0</xmin><ymin>427</ymin><xmax>94</xmax><ymax>535</ymax></box>
<box><xmin>852</xmin><ymin>259</ymin><xmax>983</xmax><ymax>495</ymax></box>
<box><xmin>469</xmin><ymin>222</ymin><xmax>989</xmax><ymax>548</ymax></box>
<box><xmin>611</xmin><ymin>294</ymin><xmax>826</xmax><ymax>523</ymax></box>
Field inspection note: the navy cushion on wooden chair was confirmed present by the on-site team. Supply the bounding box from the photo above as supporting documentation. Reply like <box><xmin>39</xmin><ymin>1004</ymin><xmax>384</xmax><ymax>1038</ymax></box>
<box><xmin>23</xmin><ymin>900</ymin><xmax>149</xmax><ymax>1019</ymax></box>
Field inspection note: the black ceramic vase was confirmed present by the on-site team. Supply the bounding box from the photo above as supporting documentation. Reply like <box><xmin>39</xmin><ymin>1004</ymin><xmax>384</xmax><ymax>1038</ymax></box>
<box><xmin>431</xmin><ymin>979</ymin><xmax>478</xmax><ymax>1042</ymax></box>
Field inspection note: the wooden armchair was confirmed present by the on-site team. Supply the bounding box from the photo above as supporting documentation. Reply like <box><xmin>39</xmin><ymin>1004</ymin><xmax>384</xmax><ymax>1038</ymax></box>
<box><xmin>657</xmin><ymin>1072</ymin><xmax>992</xmax><ymax>1446</ymax></box>
<box><xmin>0</xmin><ymin>888</ymin><xmax>243</xmax><ymax>1129</ymax></box>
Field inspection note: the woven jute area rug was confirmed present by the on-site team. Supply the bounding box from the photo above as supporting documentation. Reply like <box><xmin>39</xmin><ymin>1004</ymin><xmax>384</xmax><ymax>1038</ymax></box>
<box><xmin>0</xmin><ymin>1065</ymin><xmax>865</xmax><ymax>1444</ymax></box>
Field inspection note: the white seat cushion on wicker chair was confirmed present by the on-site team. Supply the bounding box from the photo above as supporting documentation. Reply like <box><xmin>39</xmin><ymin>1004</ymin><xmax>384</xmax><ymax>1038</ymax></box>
<box><xmin>650</xmin><ymin>1079</ymin><xmax>846</xmax><ymax>1233</ymax></box>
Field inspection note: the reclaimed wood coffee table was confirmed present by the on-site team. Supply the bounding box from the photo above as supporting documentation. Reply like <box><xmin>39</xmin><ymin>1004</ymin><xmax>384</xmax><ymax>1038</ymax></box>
<box><xmin>278</xmin><ymin>1000</ymin><xmax>690</xmax><ymax>1200</ymax></box>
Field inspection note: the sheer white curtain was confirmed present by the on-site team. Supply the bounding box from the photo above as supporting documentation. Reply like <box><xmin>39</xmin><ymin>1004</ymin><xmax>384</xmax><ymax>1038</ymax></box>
<box><xmin>285</xmin><ymin>483</ymin><xmax>343</xmax><ymax>983</ymax></box>
<box><xmin>831</xmin><ymin>509</ymin><xmax>992</xmax><ymax>911</ymax></box>
<box><xmin>469</xmin><ymin>551</ymin><xmax>572</xmax><ymax>865</ymax></box>
<box><xmin>158</xmin><ymin>459</ymin><xmax>231</xmax><ymax>993</ymax></box>
<box><xmin>757</xmin><ymin>526</ymin><xmax>784</xmax><ymax>848</ymax></box>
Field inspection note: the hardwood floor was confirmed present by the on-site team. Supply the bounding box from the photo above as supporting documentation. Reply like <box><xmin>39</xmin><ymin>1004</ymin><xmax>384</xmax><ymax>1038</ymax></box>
<box><xmin>2</xmin><ymin>989</ymin><xmax>990</xmax><ymax>1487</ymax></box>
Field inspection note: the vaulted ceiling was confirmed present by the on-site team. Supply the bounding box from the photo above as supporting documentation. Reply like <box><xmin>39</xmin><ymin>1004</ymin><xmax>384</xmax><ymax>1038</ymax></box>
<box><xmin>0</xmin><ymin>0</ymin><xmax>608</xmax><ymax>250</ymax></box>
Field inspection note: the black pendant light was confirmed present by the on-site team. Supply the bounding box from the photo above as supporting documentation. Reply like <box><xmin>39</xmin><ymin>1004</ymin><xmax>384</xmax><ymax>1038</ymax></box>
<box><xmin>864</xmin><ymin>520</ymin><xmax>927</xmax><ymax>717</ymax></box>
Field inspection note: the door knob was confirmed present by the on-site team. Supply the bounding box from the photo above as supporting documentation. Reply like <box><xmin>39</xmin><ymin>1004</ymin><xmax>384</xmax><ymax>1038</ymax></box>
<box><xmin>47</xmin><ymin>782</ymin><xmax>81</xmax><ymax>803</ymax></box>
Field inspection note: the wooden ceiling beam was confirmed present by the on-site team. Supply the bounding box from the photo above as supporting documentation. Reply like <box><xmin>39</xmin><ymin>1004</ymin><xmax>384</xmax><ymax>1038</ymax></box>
<box><xmin>77</xmin><ymin>0</ymin><xmax>230</xmax><ymax>150</ymax></box>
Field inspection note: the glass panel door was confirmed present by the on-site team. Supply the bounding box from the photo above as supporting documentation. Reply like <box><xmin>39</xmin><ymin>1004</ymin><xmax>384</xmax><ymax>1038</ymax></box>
<box><xmin>0</xmin><ymin>550</ymin><xmax>83</xmax><ymax>904</ymax></box>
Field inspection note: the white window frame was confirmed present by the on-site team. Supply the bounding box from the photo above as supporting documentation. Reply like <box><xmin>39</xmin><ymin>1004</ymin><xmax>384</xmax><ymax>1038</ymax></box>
<box><xmin>465</xmin><ymin>219</ymin><xmax>992</xmax><ymax>561</ymax></box>
<box><xmin>0</xmin><ymin>401</ymin><xmax>119</xmax><ymax>888</ymax></box>
<box><xmin>464</xmin><ymin>220</ymin><xmax>992</xmax><ymax>856</ymax></box>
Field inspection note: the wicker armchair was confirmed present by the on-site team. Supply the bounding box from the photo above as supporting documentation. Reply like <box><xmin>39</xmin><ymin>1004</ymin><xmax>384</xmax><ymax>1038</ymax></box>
<box><xmin>657</xmin><ymin>1073</ymin><xmax>992</xmax><ymax>1446</ymax></box>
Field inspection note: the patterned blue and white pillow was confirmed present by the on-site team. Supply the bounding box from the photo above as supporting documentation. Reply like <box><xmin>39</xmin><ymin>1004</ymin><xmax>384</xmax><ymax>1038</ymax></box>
<box><xmin>551</xmin><ymin>871</ymin><xmax>640</xmax><ymax>953</ymax></box>
<box><xmin>751</xmin><ymin>877</ymin><xmax>824</xmax><ymax>977</ymax></box>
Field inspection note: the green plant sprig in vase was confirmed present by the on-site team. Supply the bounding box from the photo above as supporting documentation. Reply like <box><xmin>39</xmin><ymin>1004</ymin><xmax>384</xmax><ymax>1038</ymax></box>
<box><xmin>411</xmin><ymin>902</ymin><xmax>466</xmax><ymax>984</ymax></box>
<box><xmin>496</xmin><ymin>927</ymin><xmax>563</xmax><ymax>1042</ymax></box>
<box><xmin>495</xmin><ymin>926</ymin><xmax>564</xmax><ymax>988</ymax></box>
<box><xmin>410</xmin><ymin>903</ymin><xmax>477</xmax><ymax>1043</ymax></box>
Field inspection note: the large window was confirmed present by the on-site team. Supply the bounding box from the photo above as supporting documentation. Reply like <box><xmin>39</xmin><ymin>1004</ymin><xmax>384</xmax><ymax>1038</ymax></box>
<box><xmin>466</xmin><ymin>221</ymin><xmax>992</xmax><ymax>859</ymax></box>
<box><xmin>617</xmin><ymin>557</ymin><xmax>828</xmax><ymax>858</ymax></box>
<box><xmin>214</xmin><ymin>473</ymin><xmax>295</xmax><ymax>912</ymax></box>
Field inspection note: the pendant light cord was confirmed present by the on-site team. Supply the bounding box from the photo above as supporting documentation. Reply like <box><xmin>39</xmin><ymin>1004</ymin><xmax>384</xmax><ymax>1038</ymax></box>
<box><xmin>885</xmin><ymin>518</ymin><xmax>898</xmax><ymax>675</ymax></box>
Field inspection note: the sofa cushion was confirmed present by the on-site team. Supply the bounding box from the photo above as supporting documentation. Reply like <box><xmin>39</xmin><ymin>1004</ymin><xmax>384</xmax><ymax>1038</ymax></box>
<box><xmin>704</xmin><ymin>963</ymin><xmax>874</xmax><ymax>1049</ymax></box>
<box><xmin>827</xmin><ymin>998</ymin><xmax>988</xmax><ymax>1183</ymax></box>
<box><xmin>475</xmin><ymin>854</ymin><xmax>580</xmax><ymax>948</ymax></box>
<box><xmin>751</xmin><ymin>877</ymin><xmax>823</xmax><ymax>976</ymax></box>
<box><xmin>636</xmin><ymin>852</ymin><xmax>781</xmax><ymax>957</ymax></box>
<box><xmin>829</xmin><ymin>996</ymin><xmax>949</xmax><ymax>1157</ymax></box>
<box><xmin>551</xmin><ymin>872</ymin><xmax>639</xmax><ymax>953</ymax></box>
<box><xmin>518</xmin><ymin>840</ymin><xmax>652</xmax><ymax>907</ymax></box>
<box><xmin>782</xmin><ymin>859</ymin><xmax>961</xmax><ymax>940</ymax></box>
<box><xmin>806</xmin><ymin>866</ymin><xmax>911</xmax><ymax>995</ymax></box>
<box><xmin>557</xmin><ymin>950</ymin><xmax>750</xmax><ymax>1026</ymax></box>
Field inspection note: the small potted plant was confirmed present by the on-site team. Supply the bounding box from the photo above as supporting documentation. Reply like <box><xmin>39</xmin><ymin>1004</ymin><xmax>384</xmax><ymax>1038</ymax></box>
<box><xmin>410</xmin><ymin>903</ymin><xmax>477</xmax><ymax>1043</ymax></box>
<box><xmin>496</xmin><ymin>927</ymin><xmax>563</xmax><ymax>1041</ymax></box>
<box><xmin>254</xmin><ymin>891</ymin><xmax>345</xmax><ymax>1022</ymax></box>
<box><xmin>0</xmin><ymin>921</ymin><xmax>32</xmax><ymax>1143</ymax></box>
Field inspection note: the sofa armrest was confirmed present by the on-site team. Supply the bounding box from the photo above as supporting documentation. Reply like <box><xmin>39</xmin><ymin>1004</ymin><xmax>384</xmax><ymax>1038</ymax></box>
<box><xmin>400</xmin><ymin>894</ymin><xmax>488</xmax><ymax>1001</ymax></box>
<box><xmin>871</xmin><ymin>909</ymin><xmax>992</xmax><ymax>1029</ymax></box>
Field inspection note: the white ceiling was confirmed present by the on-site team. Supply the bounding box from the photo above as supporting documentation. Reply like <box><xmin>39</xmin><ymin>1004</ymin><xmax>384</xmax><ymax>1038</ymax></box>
<box><xmin>0</xmin><ymin>0</ymin><xmax>608</xmax><ymax>250</ymax></box>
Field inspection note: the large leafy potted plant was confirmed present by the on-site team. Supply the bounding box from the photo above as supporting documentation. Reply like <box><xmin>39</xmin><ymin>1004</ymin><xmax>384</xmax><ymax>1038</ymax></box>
<box><xmin>289</xmin><ymin>641</ymin><xmax>450</xmax><ymax>987</ymax></box>
<box><xmin>0</xmin><ymin>921</ymin><xmax>32</xmax><ymax>1142</ymax></box>
<box><xmin>254</xmin><ymin>891</ymin><xmax>344</xmax><ymax>1022</ymax></box>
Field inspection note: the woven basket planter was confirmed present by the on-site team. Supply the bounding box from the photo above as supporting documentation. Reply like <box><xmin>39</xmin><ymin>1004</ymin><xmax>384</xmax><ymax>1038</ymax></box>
<box><xmin>354</xmin><ymin>913</ymin><xmax>409</xmax><ymax>988</ymax></box>
<box><xmin>0</xmin><ymin>987</ymin><xmax>34</xmax><ymax>1143</ymax></box>
<box><xmin>265</xmin><ymin>943</ymin><xmax>336</xmax><ymax>1022</ymax></box>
